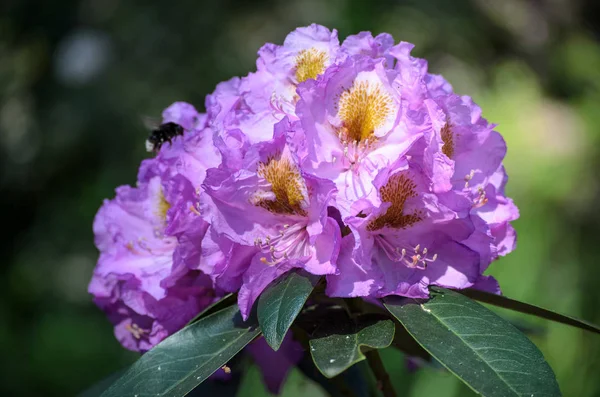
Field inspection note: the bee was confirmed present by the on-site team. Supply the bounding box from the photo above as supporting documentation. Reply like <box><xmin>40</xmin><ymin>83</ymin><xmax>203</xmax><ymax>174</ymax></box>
<box><xmin>144</xmin><ymin>121</ymin><xmax>185</xmax><ymax>153</ymax></box>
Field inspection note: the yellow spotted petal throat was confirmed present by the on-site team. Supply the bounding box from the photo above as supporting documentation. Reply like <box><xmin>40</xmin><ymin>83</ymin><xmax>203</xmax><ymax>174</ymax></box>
<box><xmin>295</xmin><ymin>48</ymin><xmax>328</xmax><ymax>83</ymax></box>
<box><xmin>338</xmin><ymin>81</ymin><xmax>393</xmax><ymax>143</ymax></box>
<box><xmin>257</xmin><ymin>154</ymin><xmax>307</xmax><ymax>216</ymax></box>
<box><xmin>368</xmin><ymin>173</ymin><xmax>423</xmax><ymax>231</ymax></box>
<box><xmin>155</xmin><ymin>188</ymin><xmax>171</xmax><ymax>222</ymax></box>
<box><xmin>440</xmin><ymin>123</ymin><xmax>455</xmax><ymax>158</ymax></box>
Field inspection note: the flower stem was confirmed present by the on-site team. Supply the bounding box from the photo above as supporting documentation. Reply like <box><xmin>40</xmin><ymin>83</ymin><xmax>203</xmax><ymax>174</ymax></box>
<box><xmin>365</xmin><ymin>350</ymin><xmax>396</xmax><ymax>397</ymax></box>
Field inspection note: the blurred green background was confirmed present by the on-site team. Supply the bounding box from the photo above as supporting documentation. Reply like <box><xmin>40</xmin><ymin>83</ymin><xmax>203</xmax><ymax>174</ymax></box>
<box><xmin>2</xmin><ymin>0</ymin><xmax>600</xmax><ymax>395</ymax></box>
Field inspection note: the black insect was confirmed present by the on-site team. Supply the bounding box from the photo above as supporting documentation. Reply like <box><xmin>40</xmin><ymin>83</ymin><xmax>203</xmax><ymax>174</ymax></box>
<box><xmin>145</xmin><ymin>122</ymin><xmax>185</xmax><ymax>153</ymax></box>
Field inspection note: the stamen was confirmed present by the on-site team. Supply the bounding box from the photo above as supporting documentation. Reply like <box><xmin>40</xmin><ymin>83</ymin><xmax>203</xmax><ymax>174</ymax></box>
<box><xmin>464</xmin><ymin>170</ymin><xmax>475</xmax><ymax>189</ymax></box>
<box><xmin>125</xmin><ymin>242</ymin><xmax>138</xmax><ymax>253</ymax></box>
<box><xmin>189</xmin><ymin>204</ymin><xmax>201</xmax><ymax>216</ymax></box>
<box><xmin>125</xmin><ymin>323</ymin><xmax>147</xmax><ymax>339</ymax></box>
<box><xmin>473</xmin><ymin>187</ymin><xmax>488</xmax><ymax>208</ymax></box>
<box><xmin>378</xmin><ymin>237</ymin><xmax>437</xmax><ymax>270</ymax></box>
<box><xmin>254</xmin><ymin>223</ymin><xmax>307</xmax><ymax>266</ymax></box>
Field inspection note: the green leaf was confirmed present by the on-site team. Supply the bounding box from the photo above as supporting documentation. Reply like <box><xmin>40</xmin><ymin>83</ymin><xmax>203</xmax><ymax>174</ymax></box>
<box><xmin>391</xmin><ymin>319</ymin><xmax>431</xmax><ymax>361</ymax></box>
<box><xmin>309</xmin><ymin>313</ymin><xmax>395</xmax><ymax>378</ymax></box>
<box><xmin>100</xmin><ymin>304</ymin><xmax>260</xmax><ymax>397</ymax></box>
<box><xmin>78</xmin><ymin>369</ymin><xmax>127</xmax><ymax>397</ymax></box>
<box><xmin>258</xmin><ymin>270</ymin><xmax>319</xmax><ymax>350</ymax></box>
<box><xmin>384</xmin><ymin>288</ymin><xmax>561</xmax><ymax>397</ymax></box>
<box><xmin>459</xmin><ymin>287</ymin><xmax>600</xmax><ymax>334</ymax></box>
<box><xmin>358</xmin><ymin>298</ymin><xmax>432</xmax><ymax>361</ymax></box>
<box><xmin>187</xmin><ymin>293</ymin><xmax>236</xmax><ymax>325</ymax></box>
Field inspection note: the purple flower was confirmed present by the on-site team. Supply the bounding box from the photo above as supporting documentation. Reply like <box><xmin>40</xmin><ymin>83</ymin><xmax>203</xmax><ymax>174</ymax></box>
<box><xmin>89</xmin><ymin>174</ymin><xmax>216</xmax><ymax>351</ymax></box>
<box><xmin>90</xmin><ymin>25</ymin><xmax>520</xmax><ymax>364</ymax></box>
<box><xmin>205</xmin><ymin>73</ymin><xmax>284</xmax><ymax>144</ymax></box>
<box><xmin>206</xmin><ymin>24</ymin><xmax>341</xmax><ymax>146</ymax></box>
<box><xmin>90</xmin><ymin>102</ymin><xmax>226</xmax><ymax>351</ymax></box>
<box><xmin>326</xmin><ymin>161</ymin><xmax>479</xmax><ymax>299</ymax></box>
<box><xmin>296</xmin><ymin>54</ymin><xmax>422</xmax><ymax>216</ymax></box>
<box><xmin>341</xmin><ymin>31</ymin><xmax>395</xmax><ymax>67</ymax></box>
<box><xmin>201</xmin><ymin>119</ymin><xmax>341</xmax><ymax>319</ymax></box>
<box><xmin>421</xmin><ymin>85</ymin><xmax>518</xmax><ymax>273</ymax></box>
<box><xmin>258</xmin><ymin>24</ymin><xmax>340</xmax><ymax>85</ymax></box>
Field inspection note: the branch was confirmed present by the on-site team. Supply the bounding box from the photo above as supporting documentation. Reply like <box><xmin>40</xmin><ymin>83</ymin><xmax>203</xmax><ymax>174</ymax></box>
<box><xmin>365</xmin><ymin>350</ymin><xmax>396</xmax><ymax>397</ymax></box>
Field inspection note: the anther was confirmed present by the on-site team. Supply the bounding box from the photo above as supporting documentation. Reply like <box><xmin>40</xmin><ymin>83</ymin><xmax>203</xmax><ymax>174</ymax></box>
<box><xmin>189</xmin><ymin>205</ymin><xmax>201</xmax><ymax>216</ymax></box>
<box><xmin>125</xmin><ymin>323</ymin><xmax>146</xmax><ymax>339</ymax></box>
<box><xmin>260</xmin><ymin>256</ymin><xmax>278</xmax><ymax>266</ymax></box>
<box><xmin>464</xmin><ymin>170</ymin><xmax>475</xmax><ymax>189</ymax></box>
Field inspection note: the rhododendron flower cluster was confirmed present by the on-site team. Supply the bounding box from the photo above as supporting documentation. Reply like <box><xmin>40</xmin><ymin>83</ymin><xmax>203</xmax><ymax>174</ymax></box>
<box><xmin>89</xmin><ymin>24</ymin><xmax>518</xmax><ymax>389</ymax></box>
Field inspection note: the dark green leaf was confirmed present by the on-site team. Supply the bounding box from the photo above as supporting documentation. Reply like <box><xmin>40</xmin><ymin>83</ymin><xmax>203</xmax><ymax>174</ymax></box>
<box><xmin>384</xmin><ymin>288</ymin><xmax>561</xmax><ymax>397</ymax></box>
<box><xmin>100</xmin><ymin>305</ymin><xmax>260</xmax><ymax>397</ymax></box>
<box><xmin>357</xmin><ymin>298</ymin><xmax>432</xmax><ymax>361</ymax></box>
<box><xmin>78</xmin><ymin>368</ymin><xmax>127</xmax><ymax>397</ymax></box>
<box><xmin>297</xmin><ymin>352</ymin><xmax>370</xmax><ymax>397</ymax></box>
<box><xmin>258</xmin><ymin>270</ymin><xmax>319</xmax><ymax>350</ymax></box>
<box><xmin>459</xmin><ymin>287</ymin><xmax>600</xmax><ymax>334</ymax></box>
<box><xmin>187</xmin><ymin>293</ymin><xmax>236</xmax><ymax>325</ymax></box>
<box><xmin>309</xmin><ymin>313</ymin><xmax>395</xmax><ymax>378</ymax></box>
<box><xmin>391</xmin><ymin>320</ymin><xmax>431</xmax><ymax>361</ymax></box>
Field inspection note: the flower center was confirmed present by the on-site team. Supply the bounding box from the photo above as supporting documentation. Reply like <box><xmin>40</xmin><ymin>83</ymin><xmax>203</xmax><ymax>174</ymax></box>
<box><xmin>367</xmin><ymin>173</ymin><xmax>423</xmax><ymax>231</ymax></box>
<box><xmin>295</xmin><ymin>48</ymin><xmax>328</xmax><ymax>83</ymax></box>
<box><xmin>257</xmin><ymin>154</ymin><xmax>307</xmax><ymax>215</ymax></box>
<box><xmin>441</xmin><ymin>123</ymin><xmax>454</xmax><ymax>158</ymax></box>
<box><xmin>337</xmin><ymin>81</ymin><xmax>392</xmax><ymax>143</ymax></box>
